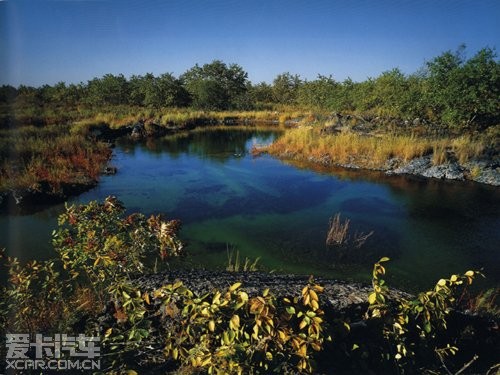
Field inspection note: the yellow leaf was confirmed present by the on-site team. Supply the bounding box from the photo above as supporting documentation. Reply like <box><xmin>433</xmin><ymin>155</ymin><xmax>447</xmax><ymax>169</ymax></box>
<box><xmin>230</xmin><ymin>314</ymin><xmax>240</xmax><ymax>329</ymax></box>
<box><xmin>93</xmin><ymin>257</ymin><xmax>100</xmax><ymax>267</ymax></box>
<box><xmin>212</xmin><ymin>291</ymin><xmax>221</xmax><ymax>305</ymax></box>
<box><xmin>311</xmin><ymin>299</ymin><xmax>319</xmax><ymax>311</ymax></box>
<box><xmin>368</xmin><ymin>292</ymin><xmax>377</xmax><ymax>305</ymax></box>
<box><xmin>239</xmin><ymin>291</ymin><xmax>248</xmax><ymax>302</ymax></box>
<box><xmin>229</xmin><ymin>282</ymin><xmax>242</xmax><ymax>292</ymax></box>
<box><xmin>379</xmin><ymin>257</ymin><xmax>390</xmax><ymax>262</ymax></box>
<box><xmin>301</xmin><ymin>285</ymin><xmax>309</xmax><ymax>297</ymax></box>
<box><xmin>437</xmin><ymin>279</ymin><xmax>446</xmax><ymax>287</ymax></box>
<box><xmin>311</xmin><ymin>342</ymin><xmax>322</xmax><ymax>351</ymax></box>
<box><xmin>465</xmin><ymin>270</ymin><xmax>474</xmax><ymax>277</ymax></box>
<box><xmin>298</xmin><ymin>344</ymin><xmax>307</xmax><ymax>357</ymax></box>
<box><xmin>142</xmin><ymin>292</ymin><xmax>150</xmax><ymax>305</ymax></box>
<box><xmin>313</xmin><ymin>284</ymin><xmax>324</xmax><ymax>293</ymax></box>
<box><xmin>309</xmin><ymin>289</ymin><xmax>319</xmax><ymax>302</ymax></box>
<box><xmin>208</xmin><ymin>320</ymin><xmax>215</xmax><ymax>332</ymax></box>
<box><xmin>299</xmin><ymin>319</ymin><xmax>308</xmax><ymax>330</ymax></box>
<box><xmin>104</xmin><ymin>328</ymin><xmax>113</xmax><ymax>338</ymax></box>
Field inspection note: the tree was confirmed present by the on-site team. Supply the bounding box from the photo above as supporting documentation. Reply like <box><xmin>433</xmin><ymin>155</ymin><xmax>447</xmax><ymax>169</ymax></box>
<box><xmin>0</xmin><ymin>85</ymin><xmax>17</xmax><ymax>104</ymax></box>
<box><xmin>86</xmin><ymin>73</ymin><xmax>129</xmax><ymax>106</ymax></box>
<box><xmin>181</xmin><ymin>60</ymin><xmax>249</xmax><ymax>110</ymax></box>
<box><xmin>129</xmin><ymin>73</ymin><xmax>190</xmax><ymax>108</ymax></box>
<box><xmin>425</xmin><ymin>45</ymin><xmax>500</xmax><ymax>128</ymax></box>
<box><xmin>249</xmin><ymin>81</ymin><xmax>274</xmax><ymax>105</ymax></box>
<box><xmin>297</xmin><ymin>75</ymin><xmax>339</xmax><ymax>109</ymax></box>
<box><xmin>272</xmin><ymin>72</ymin><xmax>301</xmax><ymax>105</ymax></box>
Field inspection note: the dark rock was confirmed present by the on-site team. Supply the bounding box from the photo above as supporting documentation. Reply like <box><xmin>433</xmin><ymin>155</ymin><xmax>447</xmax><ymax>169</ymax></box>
<box><xmin>103</xmin><ymin>166</ymin><xmax>117</xmax><ymax>175</ymax></box>
<box><xmin>131</xmin><ymin>122</ymin><xmax>146</xmax><ymax>139</ymax></box>
<box><xmin>134</xmin><ymin>269</ymin><xmax>411</xmax><ymax>312</ymax></box>
<box><xmin>421</xmin><ymin>163</ymin><xmax>464</xmax><ymax>180</ymax></box>
<box><xmin>389</xmin><ymin>155</ymin><xmax>432</xmax><ymax>175</ymax></box>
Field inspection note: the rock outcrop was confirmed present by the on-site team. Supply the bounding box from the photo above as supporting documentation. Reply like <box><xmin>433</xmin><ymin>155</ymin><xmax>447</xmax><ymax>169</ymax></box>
<box><xmin>134</xmin><ymin>269</ymin><xmax>411</xmax><ymax>313</ymax></box>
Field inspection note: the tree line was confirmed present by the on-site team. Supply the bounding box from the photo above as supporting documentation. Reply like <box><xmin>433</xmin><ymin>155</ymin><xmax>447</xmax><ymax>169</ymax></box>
<box><xmin>1</xmin><ymin>46</ymin><xmax>498</xmax><ymax>130</ymax></box>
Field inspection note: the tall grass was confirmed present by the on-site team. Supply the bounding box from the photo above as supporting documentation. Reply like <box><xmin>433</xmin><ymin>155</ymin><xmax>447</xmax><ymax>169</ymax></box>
<box><xmin>266</xmin><ymin>127</ymin><xmax>431</xmax><ymax>168</ymax></box>
<box><xmin>265</xmin><ymin>126</ymin><xmax>486</xmax><ymax>169</ymax></box>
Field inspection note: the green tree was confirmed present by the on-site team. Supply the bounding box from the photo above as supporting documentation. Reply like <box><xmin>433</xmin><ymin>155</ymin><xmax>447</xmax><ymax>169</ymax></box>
<box><xmin>457</xmin><ymin>47</ymin><xmax>500</xmax><ymax>127</ymax></box>
<box><xmin>181</xmin><ymin>60</ymin><xmax>248</xmax><ymax>110</ymax></box>
<box><xmin>86</xmin><ymin>73</ymin><xmax>130</xmax><ymax>106</ymax></box>
<box><xmin>0</xmin><ymin>85</ymin><xmax>17</xmax><ymax>104</ymax></box>
<box><xmin>272</xmin><ymin>72</ymin><xmax>302</xmax><ymax>105</ymax></box>
<box><xmin>297</xmin><ymin>75</ymin><xmax>339</xmax><ymax>109</ymax></box>
<box><xmin>129</xmin><ymin>73</ymin><xmax>190</xmax><ymax>108</ymax></box>
<box><xmin>249</xmin><ymin>81</ymin><xmax>274</xmax><ymax>105</ymax></box>
<box><xmin>425</xmin><ymin>46</ymin><xmax>500</xmax><ymax>128</ymax></box>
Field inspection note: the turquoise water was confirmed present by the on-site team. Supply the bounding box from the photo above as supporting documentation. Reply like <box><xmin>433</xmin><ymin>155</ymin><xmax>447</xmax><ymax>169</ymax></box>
<box><xmin>1</xmin><ymin>127</ymin><xmax>499</xmax><ymax>292</ymax></box>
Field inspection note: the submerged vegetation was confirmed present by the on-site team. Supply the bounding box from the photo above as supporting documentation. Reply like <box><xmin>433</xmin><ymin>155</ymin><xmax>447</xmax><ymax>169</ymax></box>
<box><xmin>1</xmin><ymin>198</ymin><xmax>498</xmax><ymax>373</ymax></box>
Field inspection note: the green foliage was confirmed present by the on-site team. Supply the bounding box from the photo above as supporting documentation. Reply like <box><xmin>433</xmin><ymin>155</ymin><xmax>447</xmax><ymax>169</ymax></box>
<box><xmin>272</xmin><ymin>72</ymin><xmax>302</xmax><ymax>105</ymax></box>
<box><xmin>1</xmin><ymin>197</ymin><xmax>183</xmax><ymax>335</ymax></box>
<box><xmin>2</xmin><ymin>46</ymin><xmax>498</xmax><ymax>131</ymax></box>
<box><xmin>0</xmin><ymin>252</ymin><xmax>72</xmax><ymax>333</ymax></box>
<box><xmin>0</xmin><ymin>199</ymin><xmax>496</xmax><ymax>374</ymax></box>
<box><xmin>53</xmin><ymin>196</ymin><xmax>183</xmax><ymax>296</ymax></box>
<box><xmin>85</xmin><ymin>73</ymin><xmax>130</xmax><ymax>107</ymax></box>
<box><xmin>297</xmin><ymin>75</ymin><xmax>339</xmax><ymax>110</ymax></box>
<box><xmin>366</xmin><ymin>257</ymin><xmax>485</xmax><ymax>371</ymax></box>
<box><xmin>156</xmin><ymin>278</ymin><xmax>328</xmax><ymax>374</ymax></box>
<box><xmin>425</xmin><ymin>46</ymin><xmax>500</xmax><ymax>128</ymax></box>
<box><xmin>129</xmin><ymin>73</ymin><xmax>190</xmax><ymax>108</ymax></box>
<box><xmin>181</xmin><ymin>60</ymin><xmax>249</xmax><ymax>110</ymax></box>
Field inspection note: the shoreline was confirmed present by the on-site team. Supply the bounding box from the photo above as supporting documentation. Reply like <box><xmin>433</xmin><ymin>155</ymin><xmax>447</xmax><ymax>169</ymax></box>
<box><xmin>262</xmin><ymin>150</ymin><xmax>500</xmax><ymax>187</ymax></box>
<box><xmin>2</xmin><ymin>118</ymin><xmax>498</xmax><ymax>213</ymax></box>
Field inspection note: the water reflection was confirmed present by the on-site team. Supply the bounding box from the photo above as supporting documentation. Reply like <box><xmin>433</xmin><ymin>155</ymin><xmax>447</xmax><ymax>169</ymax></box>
<box><xmin>1</xmin><ymin>127</ymin><xmax>498</xmax><ymax>292</ymax></box>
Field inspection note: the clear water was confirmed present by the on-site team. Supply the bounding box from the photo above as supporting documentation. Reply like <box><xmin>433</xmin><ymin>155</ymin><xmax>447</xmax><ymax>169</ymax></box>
<box><xmin>1</xmin><ymin>127</ymin><xmax>499</xmax><ymax>292</ymax></box>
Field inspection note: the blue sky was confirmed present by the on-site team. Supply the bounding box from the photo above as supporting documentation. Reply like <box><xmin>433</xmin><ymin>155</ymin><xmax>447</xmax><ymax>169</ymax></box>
<box><xmin>1</xmin><ymin>0</ymin><xmax>499</xmax><ymax>86</ymax></box>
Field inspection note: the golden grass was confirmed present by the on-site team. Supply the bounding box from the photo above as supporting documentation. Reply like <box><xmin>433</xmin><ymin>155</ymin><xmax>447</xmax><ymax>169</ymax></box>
<box><xmin>265</xmin><ymin>126</ymin><xmax>486</xmax><ymax>169</ymax></box>
<box><xmin>69</xmin><ymin>107</ymin><xmax>317</xmax><ymax>133</ymax></box>
<box><xmin>451</xmin><ymin>135</ymin><xmax>486</xmax><ymax>165</ymax></box>
<box><xmin>266</xmin><ymin>127</ymin><xmax>432</xmax><ymax>168</ymax></box>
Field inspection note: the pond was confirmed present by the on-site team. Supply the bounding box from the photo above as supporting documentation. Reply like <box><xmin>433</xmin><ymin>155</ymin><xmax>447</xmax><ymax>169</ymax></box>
<box><xmin>1</xmin><ymin>126</ymin><xmax>499</xmax><ymax>292</ymax></box>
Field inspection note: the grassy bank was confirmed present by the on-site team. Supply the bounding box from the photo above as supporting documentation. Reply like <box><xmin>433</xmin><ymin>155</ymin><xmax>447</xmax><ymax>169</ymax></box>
<box><xmin>261</xmin><ymin>125</ymin><xmax>491</xmax><ymax>170</ymax></box>
<box><xmin>0</xmin><ymin>124</ymin><xmax>111</xmax><ymax>192</ymax></box>
<box><xmin>1</xmin><ymin>107</ymin><xmax>496</xmax><ymax>195</ymax></box>
<box><xmin>0</xmin><ymin>108</ymin><xmax>314</xmax><ymax>194</ymax></box>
